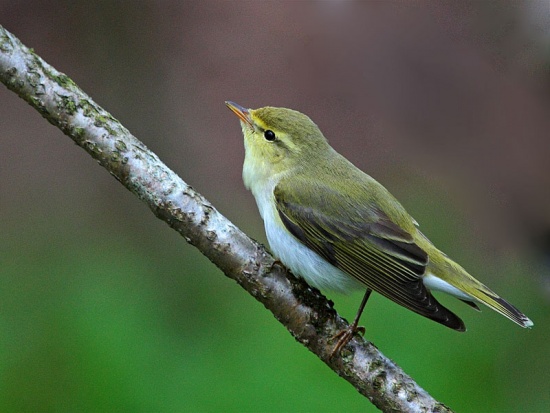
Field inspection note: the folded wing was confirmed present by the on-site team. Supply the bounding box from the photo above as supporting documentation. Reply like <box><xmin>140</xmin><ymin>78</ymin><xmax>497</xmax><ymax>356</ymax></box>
<box><xmin>274</xmin><ymin>178</ymin><xmax>466</xmax><ymax>331</ymax></box>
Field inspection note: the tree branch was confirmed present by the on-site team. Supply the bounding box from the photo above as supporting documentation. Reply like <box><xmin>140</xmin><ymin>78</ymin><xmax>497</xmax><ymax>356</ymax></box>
<box><xmin>0</xmin><ymin>25</ymin><xmax>453</xmax><ymax>413</ymax></box>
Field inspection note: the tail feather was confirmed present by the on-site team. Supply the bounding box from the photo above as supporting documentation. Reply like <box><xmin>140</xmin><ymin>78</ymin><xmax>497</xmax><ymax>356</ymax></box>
<box><xmin>476</xmin><ymin>289</ymin><xmax>534</xmax><ymax>328</ymax></box>
<box><xmin>428</xmin><ymin>256</ymin><xmax>534</xmax><ymax>328</ymax></box>
<box><xmin>459</xmin><ymin>299</ymin><xmax>481</xmax><ymax>312</ymax></box>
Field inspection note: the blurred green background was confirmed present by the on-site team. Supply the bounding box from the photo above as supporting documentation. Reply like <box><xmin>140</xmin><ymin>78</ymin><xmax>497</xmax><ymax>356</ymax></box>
<box><xmin>1</xmin><ymin>1</ymin><xmax>549</xmax><ymax>412</ymax></box>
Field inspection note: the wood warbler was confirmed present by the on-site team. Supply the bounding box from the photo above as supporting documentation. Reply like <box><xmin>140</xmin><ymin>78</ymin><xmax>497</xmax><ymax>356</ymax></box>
<box><xmin>225</xmin><ymin>101</ymin><xmax>533</xmax><ymax>355</ymax></box>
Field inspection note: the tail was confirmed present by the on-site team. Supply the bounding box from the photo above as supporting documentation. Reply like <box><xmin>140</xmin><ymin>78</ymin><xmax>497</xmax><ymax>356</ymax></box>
<box><xmin>472</xmin><ymin>287</ymin><xmax>534</xmax><ymax>328</ymax></box>
<box><xmin>426</xmin><ymin>257</ymin><xmax>534</xmax><ymax>329</ymax></box>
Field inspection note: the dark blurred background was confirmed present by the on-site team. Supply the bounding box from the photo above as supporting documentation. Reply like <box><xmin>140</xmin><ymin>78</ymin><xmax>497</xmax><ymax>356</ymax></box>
<box><xmin>1</xmin><ymin>1</ymin><xmax>549</xmax><ymax>412</ymax></box>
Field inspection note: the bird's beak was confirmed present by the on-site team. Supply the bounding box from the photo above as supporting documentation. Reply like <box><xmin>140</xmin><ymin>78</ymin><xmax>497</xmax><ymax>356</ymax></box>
<box><xmin>225</xmin><ymin>101</ymin><xmax>254</xmax><ymax>128</ymax></box>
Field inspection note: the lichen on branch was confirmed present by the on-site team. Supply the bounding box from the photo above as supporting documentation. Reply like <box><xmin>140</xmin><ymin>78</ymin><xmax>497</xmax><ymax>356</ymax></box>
<box><xmin>0</xmin><ymin>24</ymin><xmax>453</xmax><ymax>413</ymax></box>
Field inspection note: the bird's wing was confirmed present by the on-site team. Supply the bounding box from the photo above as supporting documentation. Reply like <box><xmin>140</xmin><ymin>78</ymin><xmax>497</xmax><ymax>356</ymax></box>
<box><xmin>274</xmin><ymin>178</ymin><xmax>465</xmax><ymax>330</ymax></box>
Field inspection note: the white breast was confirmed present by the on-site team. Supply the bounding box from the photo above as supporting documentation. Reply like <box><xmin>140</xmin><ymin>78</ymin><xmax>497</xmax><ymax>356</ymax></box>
<box><xmin>250</xmin><ymin>177</ymin><xmax>362</xmax><ymax>294</ymax></box>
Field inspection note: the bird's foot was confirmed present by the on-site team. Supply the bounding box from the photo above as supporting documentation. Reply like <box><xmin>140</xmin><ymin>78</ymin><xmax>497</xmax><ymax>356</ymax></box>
<box><xmin>329</xmin><ymin>324</ymin><xmax>365</xmax><ymax>358</ymax></box>
<box><xmin>268</xmin><ymin>259</ymin><xmax>286</xmax><ymax>273</ymax></box>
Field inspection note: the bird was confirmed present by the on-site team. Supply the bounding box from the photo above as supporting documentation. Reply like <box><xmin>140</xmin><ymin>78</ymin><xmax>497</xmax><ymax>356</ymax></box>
<box><xmin>225</xmin><ymin>101</ymin><xmax>533</xmax><ymax>356</ymax></box>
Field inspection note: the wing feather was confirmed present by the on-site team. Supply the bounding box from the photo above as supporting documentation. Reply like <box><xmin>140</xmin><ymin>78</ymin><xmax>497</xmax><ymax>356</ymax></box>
<box><xmin>275</xmin><ymin>178</ymin><xmax>465</xmax><ymax>330</ymax></box>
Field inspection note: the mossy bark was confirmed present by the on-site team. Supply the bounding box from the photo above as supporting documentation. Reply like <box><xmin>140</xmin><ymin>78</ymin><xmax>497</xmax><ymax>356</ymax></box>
<box><xmin>0</xmin><ymin>25</ymin><xmax>454</xmax><ymax>413</ymax></box>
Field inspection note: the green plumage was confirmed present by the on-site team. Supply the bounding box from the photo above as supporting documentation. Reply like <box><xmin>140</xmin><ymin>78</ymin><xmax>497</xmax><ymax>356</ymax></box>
<box><xmin>226</xmin><ymin>101</ymin><xmax>533</xmax><ymax>332</ymax></box>
<box><xmin>274</xmin><ymin>158</ymin><xmax>467</xmax><ymax>330</ymax></box>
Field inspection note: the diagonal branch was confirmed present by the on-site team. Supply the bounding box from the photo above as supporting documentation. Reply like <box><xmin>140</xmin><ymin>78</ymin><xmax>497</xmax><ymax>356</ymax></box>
<box><xmin>0</xmin><ymin>25</ymin><xmax>453</xmax><ymax>413</ymax></box>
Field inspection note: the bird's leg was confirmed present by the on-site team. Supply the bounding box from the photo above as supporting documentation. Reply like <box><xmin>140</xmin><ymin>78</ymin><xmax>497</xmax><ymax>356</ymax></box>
<box><xmin>268</xmin><ymin>258</ymin><xmax>286</xmax><ymax>273</ymax></box>
<box><xmin>330</xmin><ymin>288</ymin><xmax>372</xmax><ymax>358</ymax></box>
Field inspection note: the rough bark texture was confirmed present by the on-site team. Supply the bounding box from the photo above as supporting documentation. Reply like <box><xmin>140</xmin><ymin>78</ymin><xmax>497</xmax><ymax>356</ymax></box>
<box><xmin>0</xmin><ymin>25</ymin><xmax>454</xmax><ymax>413</ymax></box>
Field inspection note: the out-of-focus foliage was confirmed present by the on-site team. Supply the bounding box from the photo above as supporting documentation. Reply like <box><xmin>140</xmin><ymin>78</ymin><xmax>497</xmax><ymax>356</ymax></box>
<box><xmin>1</xmin><ymin>1</ymin><xmax>548</xmax><ymax>412</ymax></box>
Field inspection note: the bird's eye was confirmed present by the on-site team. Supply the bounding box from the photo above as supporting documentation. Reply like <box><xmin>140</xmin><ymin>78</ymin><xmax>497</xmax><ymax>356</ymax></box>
<box><xmin>264</xmin><ymin>130</ymin><xmax>276</xmax><ymax>141</ymax></box>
